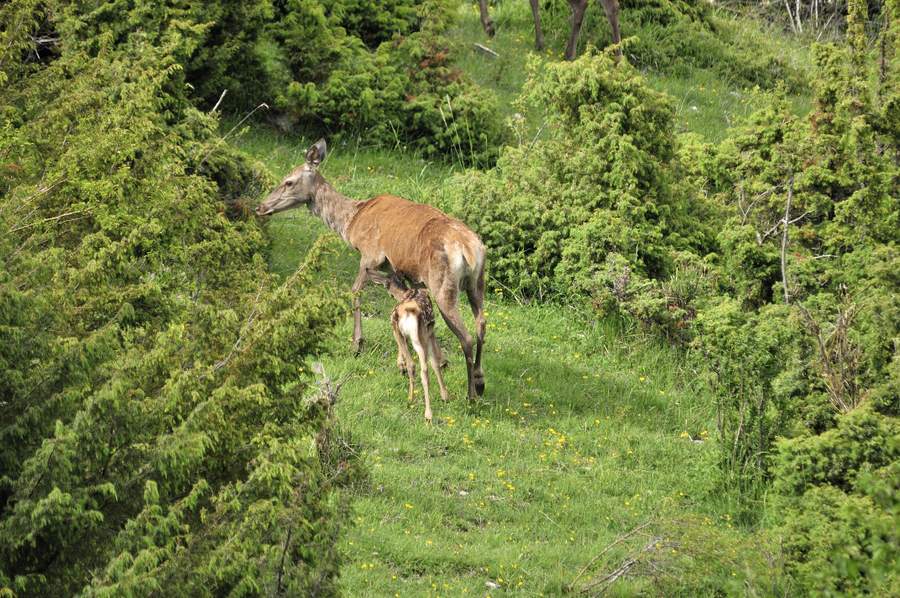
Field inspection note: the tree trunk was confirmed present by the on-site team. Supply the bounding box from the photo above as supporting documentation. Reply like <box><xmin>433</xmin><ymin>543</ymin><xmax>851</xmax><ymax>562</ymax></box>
<box><xmin>598</xmin><ymin>0</ymin><xmax>622</xmax><ymax>60</ymax></box>
<box><xmin>565</xmin><ymin>0</ymin><xmax>589</xmax><ymax>60</ymax></box>
<box><xmin>530</xmin><ymin>0</ymin><xmax>545</xmax><ymax>51</ymax></box>
<box><xmin>478</xmin><ymin>0</ymin><xmax>495</xmax><ymax>37</ymax></box>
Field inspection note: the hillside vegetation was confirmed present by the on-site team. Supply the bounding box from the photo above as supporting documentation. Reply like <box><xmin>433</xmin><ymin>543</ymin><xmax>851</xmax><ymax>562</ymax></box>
<box><xmin>2</xmin><ymin>0</ymin><xmax>898</xmax><ymax>596</ymax></box>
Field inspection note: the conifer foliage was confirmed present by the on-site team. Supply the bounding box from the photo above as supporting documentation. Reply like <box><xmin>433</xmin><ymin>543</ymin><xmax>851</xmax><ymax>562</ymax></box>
<box><xmin>1</xmin><ymin>3</ymin><xmax>350</xmax><ymax>595</ymax></box>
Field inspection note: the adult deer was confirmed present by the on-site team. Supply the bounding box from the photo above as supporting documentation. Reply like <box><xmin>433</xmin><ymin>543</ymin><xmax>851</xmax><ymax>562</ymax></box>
<box><xmin>255</xmin><ymin>140</ymin><xmax>487</xmax><ymax>401</ymax></box>
<box><xmin>476</xmin><ymin>0</ymin><xmax>620</xmax><ymax>60</ymax></box>
<box><xmin>565</xmin><ymin>0</ymin><xmax>621</xmax><ymax>61</ymax></box>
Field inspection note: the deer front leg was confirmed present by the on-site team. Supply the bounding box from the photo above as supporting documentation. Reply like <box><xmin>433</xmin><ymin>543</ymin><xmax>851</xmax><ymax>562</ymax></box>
<box><xmin>411</xmin><ymin>336</ymin><xmax>433</xmax><ymax>423</ymax></box>
<box><xmin>530</xmin><ymin>0</ymin><xmax>545</xmax><ymax>51</ymax></box>
<box><xmin>478</xmin><ymin>0</ymin><xmax>495</xmax><ymax>37</ymax></box>
<box><xmin>351</xmin><ymin>262</ymin><xmax>371</xmax><ymax>355</ymax></box>
<box><xmin>392</xmin><ymin>323</ymin><xmax>417</xmax><ymax>406</ymax></box>
<box><xmin>565</xmin><ymin>0</ymin><xmax>589</xmax><ymax>60</ymax></box>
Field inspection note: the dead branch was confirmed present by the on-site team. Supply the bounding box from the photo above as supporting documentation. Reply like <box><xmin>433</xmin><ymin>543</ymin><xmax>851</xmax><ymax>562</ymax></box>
<box><xmin>5</xmin><ymin>208</ymin><xmax>91</xmax><ymax>235</ymax></box>
<box><xmin>798</xmin><ymin>300</ymin><xmax>863</xmax><ymax>413</ymax></box>
<box><xmin>781</xmin><ymin>174</ymin><xmax>794</xmax><ymax>304</ymax></box>
<box><xmin>579</xmin><ymin>535</ymin><xmax>668</xmax><ymax>595</ymax></box>
<box><xmin>211</xmin><ymin>281</ymin><xmax>266</xmax><ymax>373</ymax></box>
<box><xmin>569</xmin><ymin>522</ymin><xmax>653</xmax><ymax>589</ymax></box>
<box><xmin>473</xmin><ymin>43</ymin><xmax>499</xmax><ymax>58</ymax></box>
<box><xmin>275</xmin><ymin>525</ymin><xmax>293</xmax><ymax>594</ymax></box>
<box><xmin>210</xmin><ymin>89</ymin><xmax>227</xmax><ymax>113</ymax></box>
<box><xmin>198</xmin><ymin>102</ymin><xmax>269</xmax><ymax>168</ymax></box>
<box><xmin>311</xmin><ymin>361</ymin><xmax>345</xmax><ymax>410</ymax></box>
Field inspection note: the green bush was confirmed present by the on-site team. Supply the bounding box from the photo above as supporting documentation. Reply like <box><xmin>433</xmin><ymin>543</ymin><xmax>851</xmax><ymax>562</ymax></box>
<box><xmin>680</xmin><ymin>5</ymin><xmax>900</xmax><ymax>593</ymax></box>
<box><xmin>335</xmin><ymin>0</ymin><xmax>419</xmax><ymax>48</ymax></box>
<box><xmin>0</xmin><ymin>13</ymin><xmax>351</xmax><ymax>596</ymax></box>
<box><xmin>773</xmin><ymin>406</ymin><xmax>899</xmax><ymax>498</ymax></box>
<box><xmin>272</xmin><ymin>0</ymin><xmax>502</xmax><ymax>165</ymax></box>
<box><xmin>15</xmin><ymin>0</ymin><xmax>502</xmax><ymax>165</ymax></box>
<box><xmin>772</xmin><ymin>407</ymin><xmax>899</xmax><ymax>596</ymax></box>
<box><xmin>537</xmin><ymin>0</ymin><xmax>806</xmax><ymax>91</ymax></box>
<box><xmin>446</xmin><ymin>49</ymin><xmax>714</xmax><ymax>307</ymax></box>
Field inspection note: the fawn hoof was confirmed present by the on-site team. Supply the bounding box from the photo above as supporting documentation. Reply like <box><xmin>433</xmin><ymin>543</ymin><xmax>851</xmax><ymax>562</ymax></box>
<box><xmin>424</xmin><ymin>411</ymin><xmax>433</xmax><ymax>424</ymax></box>
<box><xmin>351</xmin><ymin>338</ymin><xmax>363</xmax><ymax>355</ymax></box>
<box><xmin>475</xmin><ymin>378</ymin><xmax>485</xmax><ymax>397</ymax></box>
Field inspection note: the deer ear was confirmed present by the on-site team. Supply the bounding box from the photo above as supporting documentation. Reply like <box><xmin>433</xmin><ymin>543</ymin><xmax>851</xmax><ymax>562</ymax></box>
<box><xmin>305</xmin><ymin>138</ymin><xmax>327</xmax><ymax>166</ymax></box>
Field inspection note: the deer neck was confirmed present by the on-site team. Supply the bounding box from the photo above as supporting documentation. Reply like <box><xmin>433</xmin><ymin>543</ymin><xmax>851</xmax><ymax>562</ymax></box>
<box><xmin>309</xmin><ymin>178</ymin><xmax>360</xmax><ymax>242</ymax></box>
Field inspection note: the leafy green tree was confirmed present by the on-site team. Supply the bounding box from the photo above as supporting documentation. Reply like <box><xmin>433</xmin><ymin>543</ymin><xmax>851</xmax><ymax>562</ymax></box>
<box><xmin>1</xmin><ymin>10</ymin><xmax>351</xmax><ymax>596</ymax></box>
<box><xmin>445</xmin><ymin>48</ymin><xmax>715</xmax><ymax>336</ymax></box>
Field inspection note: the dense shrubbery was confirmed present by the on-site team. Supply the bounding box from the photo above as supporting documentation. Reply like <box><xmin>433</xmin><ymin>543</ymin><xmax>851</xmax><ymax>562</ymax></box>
<box><xmin>21</xmin><ymin>0</ymin><xmax>501</xmax><ymax>166</ymax></box>
<box><xmin>270</xmin><ymin>0</ymin><xmax>501</xmax><ymax>164</ymax></box>
<box><xmin>0</xmin><ymin>5</ymin><xmax>354</xmax><ymax>595</ymax></box>
<box><xmin>538</xmin><ymin>0</ymin><xmax>807</xmax><ymax>90</ymax></box>
<box><xmin>449</xmin><ymin>0</ymin><xmax>897</xmax><ymax>590</ymax></box>
<box><xmin>446</xmin><ymin>49</ymin><xmax>716</xmax><ymax>318</ymax></box>
<box><xmin>670</xmin><ymin>2</ymin><xmax>897</xmax><ymax>588</ymax></box>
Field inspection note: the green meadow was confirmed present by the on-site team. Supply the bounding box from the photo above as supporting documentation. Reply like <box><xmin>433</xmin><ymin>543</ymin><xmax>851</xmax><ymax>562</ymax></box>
<box><xmin>232</xmin><ymin>4</ymin><xmax>796</xmax><ymax>584</ymax></box>
<box><xmin>236</xmin><ymin>133</ymin><xmax>753</xmax><ymax>598</ymax></box>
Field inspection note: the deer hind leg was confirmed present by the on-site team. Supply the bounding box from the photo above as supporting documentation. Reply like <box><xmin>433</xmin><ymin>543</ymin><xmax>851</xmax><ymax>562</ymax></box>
<box><xmin>598</xmin><ymin>0</ymin><xmax>621</xmax><ymax>58</ymax></box>
<box><xmin>435</xmin><ymin>286</ymin><xmax>476</xmax><ymax>402</ymax></box>
<box><xmin>565</xmin><ymin>0</ymin><xmax>589</xmax><ymax>60</ymax></box>
<box><xmin>478</xmin><ymin>0</ymin><xmax>495</xmax><ymax>37</ymax></box>
<box><xmin>465</xmin><ymin>267</ymin><xmax>487</xmax><ymax>397</ymax></box>
<box><xmin>391</xmin><ymin>322</ymin><xmax>416</xmax><ymax>406</ymax></box>
<box><xmin>408</xmin><ymin>328</ymin><xmax>433</xmax><ymax>423</ymax></box>
<box><xmin>396</xmin><ymin>349</ymin><xmax>408</xmax><ymax>375</ymax></box>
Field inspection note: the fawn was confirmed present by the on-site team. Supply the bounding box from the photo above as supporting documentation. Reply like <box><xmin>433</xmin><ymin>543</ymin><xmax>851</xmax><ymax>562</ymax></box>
<box><xmin>383</xmin><ymin>274</ymin><xmax>450</xmax><ymax>423</ymax></box>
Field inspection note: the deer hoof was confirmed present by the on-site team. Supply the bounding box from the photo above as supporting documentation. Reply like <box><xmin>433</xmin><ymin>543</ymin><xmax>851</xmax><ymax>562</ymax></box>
<box><xmin>424</xmin><ymin>411</ymin><xmax>433</xmax><ymax>423</ymax></box>
<box><xmin>351</xmin><ymin>338</ymin><xmax>363</xmax><ymax>355</ymax></box>
<box><xmin>475</xmin><ymin>379</ymin><xmax>485</xmax><ymax>397</ymax></box>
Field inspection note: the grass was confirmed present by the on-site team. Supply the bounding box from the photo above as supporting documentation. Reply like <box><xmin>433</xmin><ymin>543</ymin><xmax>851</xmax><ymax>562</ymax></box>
<box><xmin>231</xmin><ymin>129</ymin><xmax>760</xmax><ymax>595</ymax></box>
<box><xmin>228</xmin><ymin>2</ymin><xmax>816</xmax><ymax>593</ymax></box>
<box><xmin>451</xmin><ymin>0</ymin><xmax>812</xmax><ymax>142</ymax></box>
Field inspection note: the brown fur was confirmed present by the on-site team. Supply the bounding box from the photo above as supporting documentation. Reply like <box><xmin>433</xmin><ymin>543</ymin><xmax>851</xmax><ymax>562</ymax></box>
<box><xmin>256</xmin><ymin>140</ymin><xmax>487</xmax><ymax>402</ymax></box>
<box><xmin>346</xmin><ymin>194</ymin><xmax>482</xmax><ymax>282</ymax></box>
<box><xmin>389</xmin><ymin>288</ymin><xmax>435</xmax><ymax>331</ymax></box>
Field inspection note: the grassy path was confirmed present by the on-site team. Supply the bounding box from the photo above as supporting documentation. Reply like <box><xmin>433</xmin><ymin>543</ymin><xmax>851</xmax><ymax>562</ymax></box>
<box><xmin>234</xmin><ymin>132</ymin><xmax>752</xmax><ymax>596</ymax></box>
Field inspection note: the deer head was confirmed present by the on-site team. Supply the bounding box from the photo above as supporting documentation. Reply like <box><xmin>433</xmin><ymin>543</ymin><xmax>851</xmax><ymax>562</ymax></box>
<box><xmin>255</xmin><ymin>139</ymin><xmax>327</xmax><ymax>216</ymax></box>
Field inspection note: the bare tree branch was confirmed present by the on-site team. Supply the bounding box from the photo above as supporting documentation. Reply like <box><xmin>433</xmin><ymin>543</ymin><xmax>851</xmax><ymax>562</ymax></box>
<box><xmin>781</xmin><ymin>174</ymin><xmax>794</xmax><ymax>304</ymax></box>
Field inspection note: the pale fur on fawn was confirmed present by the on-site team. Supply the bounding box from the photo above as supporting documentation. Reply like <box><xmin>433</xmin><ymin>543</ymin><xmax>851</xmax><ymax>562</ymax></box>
<box><xmin>385</xmin><ymin>274</ymin><xmax>449</xmax><ymax>423</ymax></box>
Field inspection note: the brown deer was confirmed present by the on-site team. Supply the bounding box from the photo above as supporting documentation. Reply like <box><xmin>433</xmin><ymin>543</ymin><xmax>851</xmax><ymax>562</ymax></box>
<box><xmin>565</xmin><ymin>0</ymin><xmax>621</xmax><ymax>61</ymax></box>
<box><xmin>382</xmin><ymin>273</ymin><xmax>449</xmax><ymax>423</ymax></box>
<box><xmin>255</xmin><ymin>139</ymin><xmax>487</xmax><ymax>402</ymax></box>
<box><xmin>476</xmin><ymin>1</ymin><xmax>620</xmax><ymax>60</ymax></box>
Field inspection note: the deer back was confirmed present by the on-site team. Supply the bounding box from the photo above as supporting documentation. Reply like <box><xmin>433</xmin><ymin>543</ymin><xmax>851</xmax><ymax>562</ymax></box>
<box><xmin>347</xmin><ymin>195</ymin><xmax>483</xmax><ymax>283</ymax></box>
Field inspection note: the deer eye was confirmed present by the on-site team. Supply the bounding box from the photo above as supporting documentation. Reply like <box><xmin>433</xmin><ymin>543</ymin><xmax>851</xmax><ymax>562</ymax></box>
<box><xmin>285</xmin><ymin>180</ymin><xmax>293</xmax><ymax>187</ymax></box>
